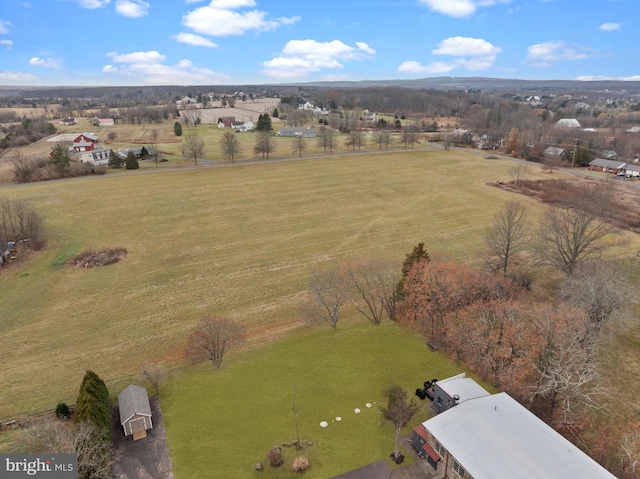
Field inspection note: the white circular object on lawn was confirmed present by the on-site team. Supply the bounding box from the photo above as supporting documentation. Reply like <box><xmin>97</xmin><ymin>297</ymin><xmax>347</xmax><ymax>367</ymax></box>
<box><xmin>336</xmin><ymin>416</ymin><xmax>342</xmax><ymax>421</ymax></box>
<box><xmin>366</xmin><ymin>403</ymin><xmax>372</xmax><ymax>408</ymax></box>
<box><xmin>320</xmin><ymin>421</ymin><xmax>328</xmax><ymax>428</ymax></box>
<box><xmin>354</xmin><ymin>408</ymin><xmax>361</xmax><ymax>414</ymax></box>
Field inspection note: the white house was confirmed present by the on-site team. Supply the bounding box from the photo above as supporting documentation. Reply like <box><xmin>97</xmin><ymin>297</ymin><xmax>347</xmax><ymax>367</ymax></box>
<box><xmin>78</xmin><ymin>148</ymin><xmax>111</xmax><ymax>166</ymax></box>
<box><xmin>415</xmin><ymin>392</ymin><xmax>616</xmax><ymax>479</ymax></box>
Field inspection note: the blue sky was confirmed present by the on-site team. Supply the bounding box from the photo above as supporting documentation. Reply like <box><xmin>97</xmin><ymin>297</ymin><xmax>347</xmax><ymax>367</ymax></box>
<box><xmin>0</xmin><ymin>0</ymin><xmax>638</xmax><ymax>86</ymax></box>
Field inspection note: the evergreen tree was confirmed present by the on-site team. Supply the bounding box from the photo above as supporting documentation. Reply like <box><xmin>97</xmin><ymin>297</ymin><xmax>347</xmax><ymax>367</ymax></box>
<box><xmin>50</xmin><ymin>143</ymin><xmax>70</xmax><ymax>167</ymax></box>
<box><xmin>125</xmin><ymin>151</ymin><xmax>139</xmax><ymax>169</ymax></box>
<box><xmin>272</xmin><ymin>107</ymin><xmax>279</xmax><ymax>118</ymax></box>
<box><xmin>108</xmin><ymin>150</ymin><xmax>123</xmax><ymax>168</ymax></box>
<box><xmin>174</xmin><ymin>121</ymin><xmax>183</xmax><ymax>137</ymax></box>
<box><xmin>75</xmin><ymin>370</ymin><xmax>110</xmax><ymax>433</ymax></box>
<box><xmin>256</xmin><ymin>113</ymin><xmax>272</xmax><ymax>132</ymax></box>
<box><xmin>396</xmin><ymin>242</ymin><xmax>430</xmax><ymax>299</ymax></box>
<box><xmin>140</xmin><ymin>146</ymin><xmax>149</xmax><ymax>158</ymax></box>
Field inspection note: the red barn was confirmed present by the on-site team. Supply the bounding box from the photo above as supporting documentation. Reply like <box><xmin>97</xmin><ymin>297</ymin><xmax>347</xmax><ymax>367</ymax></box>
<box><xmin>72</xmin><ymin>132</ymin><xmax>99</xmax><ymax>152</ymax></box>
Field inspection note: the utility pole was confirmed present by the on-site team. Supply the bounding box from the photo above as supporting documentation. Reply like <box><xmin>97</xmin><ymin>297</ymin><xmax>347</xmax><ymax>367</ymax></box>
<box><xmin>571</xmin><ymin>138</ymin><xmax>579</xmax><ymax>169</ymax></box>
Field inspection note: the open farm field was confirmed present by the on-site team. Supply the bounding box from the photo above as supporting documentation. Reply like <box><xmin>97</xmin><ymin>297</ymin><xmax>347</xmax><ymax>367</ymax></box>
<box><xmin>163</xmin><ymin>319</ymin><xmax>472</xmax><ymax>479</ymax></box>
<box><xmin>0</xmin><ymin>149</ymin><xmax>542</xmax><ymax>419</ymax></box>
<box><xmin>0</xmin><ymin>149</ymin><xmax>639</xmax><ymax>427</ymax></box>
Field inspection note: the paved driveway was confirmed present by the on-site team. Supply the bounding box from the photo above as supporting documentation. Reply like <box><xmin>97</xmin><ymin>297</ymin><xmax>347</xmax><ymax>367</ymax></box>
<box><xmin>110</xmin><ymin>396</ymin><xmax>175</xmax><ymax>479</ymax></box>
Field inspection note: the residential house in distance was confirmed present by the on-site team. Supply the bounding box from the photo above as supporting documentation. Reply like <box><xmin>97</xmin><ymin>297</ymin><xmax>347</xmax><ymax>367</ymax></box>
<box><xmin>92</xmin><ymin>117</ymin><xmax>114</xmax><ymax>127</ymax></box>
<box><xmin>276</xmin><ymin>127</ymin><xmax>317</xmax><ymax>138</ymax></box>
<box><xmin>118</xmin><ymin>385</ymin><xmax>153</xmax><ymax>441</ymax></box>
<box><xmin>78</xmin><ymin>148</ymin><xmax>111</xmax><ymax>166</ymax></box>
<box><xmin>59</xmin><ymin>117</ymin><xmax>76</xmax><ymax>126</ymax></box>
<box><xmin>411</xmin><ymin>374</ymin><xmax>617</xmax><ymax>479</ymax></box>
<box><xmin>118</xmin><ymin>147</ymin><xmax>150</xmax><ymax>159</ymax></box>
<box><xmin>476</xmin><ymin>133</ymin><xmax>503</xmax><ymax>150</ymax></box>
<box><xmin>71</xmin><ymin>132</ymin><xmax>99</xmax><ymax>152</ymax></box>
<box><xmin>588</xmin><ymin>158</ymin><xmax>626</xmax><ymax>174</ymax></box>
<box><xmin>543</xmin><ymin>146</ymin><xmax>569</xmax><ymax>162</ymax></box>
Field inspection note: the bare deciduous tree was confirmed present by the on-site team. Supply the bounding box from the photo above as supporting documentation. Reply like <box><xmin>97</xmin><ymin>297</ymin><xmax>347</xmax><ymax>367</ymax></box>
<box><xmin>10</xmin><ymin>150</ymin><xmax>37</xmax><ymax>183</ymax></box>
<box><xmin>508</xmin><ymin>163</ymin><xmax>529</xmax><ymax>189</ymax></box>
<box><xmin>181</xmin><ymin>107</ymin><xmax>200</xmax><ymax>127</ymax></box>
<box><xmin>0</xmin><ymin>198</ymin><xmax>45</xmax><ymax>248</ymax></box>
<box><xmin>316</xmin><ymin>126</ymin><xmax>336</xmax><ymax>154</ymax></box>
<box><xmin>485</xmin><ymin>200</ymin><xmax>529</xmax><ymax>276</ymax></box>
<box><xmin>181</xmin><ymin>134</ymin><xmax>205</xmax><ymax>166</ymax></box>
<box><xmin>561</xmin><ymin>262</ymin><xmax>631</xmax><ymax>348</ymax></box>
<box><xmin>220</xmin><ymin>130</ymin><xmax>241</xmax><ymax>162</ymax></box>
<box><xmin>253</xmin><ymin>131</ymin><xmax>275</xmax><ymax>159</ymax></box>
<box><xmin>531</xmin><ymin>308</ymin><xmax>603</xmax><ymax>425</ymax></box>
<box><xmin>344</xmin><ymin>130</ymin><xmax>365</xmax><ymax>151</ymax></box>
<box><xmin>186</xmin><ymin>316</ymin><xmax>246</xmax><ymax>370</ymax></box>
<box><xmin>306</xmin><ymin>268</ymin><xmax>350</xmax><ymax>330</ymax></box>
<box><xmin>291</xmin><ymin>135</ymin><xmax>306</xmax><ymax>158</ymax></box>
<box><xmin>372</xmin><ymin>129</ymin><xmax>391</xmax><ymax>150</ymax></box>
<box><xmin>150</xmin><ymin>129</ymin><xmax>159</xmax><ymax>167</ymax></box>
<box><xmin>16</xmin><ymin>419</ymin><xmax>113</xmax><ymax>479</ymax></box>
<box><xmin>139</xmin><ymin>364</ymin><xmax>164</xmax><ymax>396</ymax></box>
<box><xmin>345</xmin><ymin>259</ymin><xmax>399</xmax><ymax>324</ymax></box>
<box><xmin>536</xmin><ymin>203</ymin><xmax>615</xmax><ymax>277</ymax></box>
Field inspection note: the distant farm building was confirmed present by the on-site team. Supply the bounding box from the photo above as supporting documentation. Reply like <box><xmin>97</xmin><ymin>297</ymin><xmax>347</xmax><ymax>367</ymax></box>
<box><xmin>93</xmin><ymin>117</ymin><xmax>115</xmax><ymax>127</ymax></box>
<box><xmin>118</xmin><ymin>385</ymin><xmax>153</xmax><ymax>441</ymax></box>
<box><xmin>588</xmin><ymin>158</ymin><xmax>626</xmax><ymax>174</ymax></box>
<box><xmin>276</xmin><ymin>127</ymin><xmax>317</xmax><ymax>138</ymax></box>
<box><xmin>554</xmin><ymin>118</ymin><xmax>582</xmax><ymax>129</ymax></box>
<box><xmin>72</xmin><ymin>132</ymin><xmax>99</xmax><ymax>152</ymax></box>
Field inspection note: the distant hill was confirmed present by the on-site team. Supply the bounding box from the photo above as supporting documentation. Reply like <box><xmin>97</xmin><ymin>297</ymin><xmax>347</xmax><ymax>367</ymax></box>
<box><xmin>3</xmin><ymin>77</ymin><xmax>640</xmax><ymax>98</ymax></box>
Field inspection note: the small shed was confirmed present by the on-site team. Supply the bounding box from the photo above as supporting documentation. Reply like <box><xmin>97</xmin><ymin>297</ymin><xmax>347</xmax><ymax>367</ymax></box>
<box><xmin>118</xmin><ymin>385</ymin><xmax>152</xmax><ymax>440</ymax></box>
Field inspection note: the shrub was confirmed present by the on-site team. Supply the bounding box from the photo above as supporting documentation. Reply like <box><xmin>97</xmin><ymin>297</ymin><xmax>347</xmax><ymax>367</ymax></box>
<box><xmin>293</xmin><ymin>456</ymin><xmax>309</xmax><ymax>473</ymax></box>
<box><xmin>55</xmin><ymin>402</ymin><xmax>70</xmax><ymax>420</ymax></box>
<box><xmin>268</xmin><ymin>446</ymin><xmax>283</xmax><ymax>467</ymax></box>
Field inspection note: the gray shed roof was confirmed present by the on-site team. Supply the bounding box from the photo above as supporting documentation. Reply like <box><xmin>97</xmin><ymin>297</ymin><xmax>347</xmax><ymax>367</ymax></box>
<box><xmin>118</xmin><ymin>385</ymin><xmax>151</xmax><ymax>424</ymax></box>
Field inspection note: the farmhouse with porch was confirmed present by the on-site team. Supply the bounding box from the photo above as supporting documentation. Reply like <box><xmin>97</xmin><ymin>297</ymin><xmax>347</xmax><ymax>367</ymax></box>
<box><xmin>410</xmin><ymin>374</ymin><xmax>617</xmax><ymax>479</ymax></box>
<box><xmin>118</xmin><ymin>385</ymin><xmax>153</xmax><ymax>441</ymax></box>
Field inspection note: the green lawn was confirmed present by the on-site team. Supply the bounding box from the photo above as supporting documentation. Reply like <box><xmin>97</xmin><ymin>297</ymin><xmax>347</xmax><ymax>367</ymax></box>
<box><xmin>0</xmin><ymin>149</ymin><xmax>592</xmax><ymax>420</ymax></box>
<box><xmin>162</xmin><ymin>318</ymin><xmax>470</xmax><ymax>479</ymax></box>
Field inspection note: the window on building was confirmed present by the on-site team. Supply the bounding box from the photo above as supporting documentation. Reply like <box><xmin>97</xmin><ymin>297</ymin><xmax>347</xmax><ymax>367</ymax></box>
<box><xmin>453</xmin><ymin>459</ymin><xmax>466</xmax><ymax>478</ymax></box>
<box><xmin>434</xmin><ymin>440</ymin><xmax>446</xmax><ymax>456</ymax></box>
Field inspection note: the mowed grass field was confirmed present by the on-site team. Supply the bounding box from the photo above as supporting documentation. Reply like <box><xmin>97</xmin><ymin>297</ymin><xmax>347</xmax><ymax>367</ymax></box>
<box><xmin>162</xmin><ymin>319</ymin><xmax>472</xmax><ymax>479</ymax></box>
<box><xmin>0</xmin><ymin>149</ymin><xmax>635</xmax><ymax>423</ymax></box>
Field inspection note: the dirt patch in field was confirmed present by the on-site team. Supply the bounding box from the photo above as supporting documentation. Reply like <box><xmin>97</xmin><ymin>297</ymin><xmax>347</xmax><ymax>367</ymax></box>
<box><xmin>69</xmin><ymin>248</ymin><xmax>128</xmax><ymax>268</ymax></box>
<box><xmin>490</xmin><ymin>177</ymin><xmax>640</xmax><ymax>233</ymax></box>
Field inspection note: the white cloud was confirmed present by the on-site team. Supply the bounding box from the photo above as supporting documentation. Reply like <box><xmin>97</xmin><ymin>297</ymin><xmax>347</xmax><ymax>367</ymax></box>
<box><xmin>103</xmin><ymin>50</ymin><xmax>230</xmax><ymax>84</ymax></box>
<box><xmin>527</xmin><ymin>41</ymin><xmax>592</xmax><ymax>66</ymax></box>
<box><xmin>0</xmin><ymin>39</ymin><xmax>13</xmax><ymax>49</ymax></box>
<box><xmin>28</xmin><ymin>57</ymin><xmax>60</xmax><ymax>68</ymax></box>
<box><xmin>261</xmin><ymin>39</ymin><xmax>375</xmax><ymax>79</ymax></box>
<box><xmin>576</xmin><ymin>75</ymin><xmax>640</xmax><ymax>81</ymax></box>
<box><xmin>107</xmin><ymin>51</ymin><xmax>166</xmax><ymax>63</ymax></box>
<box><xmin>173</xmin><ymin>32</ymin><xmax>218</xmax><ymax>48</ymax></box>
<box><xmin>182</xmin><ymin>1</ymin><xmax>299</xmax><ymax>36</ymax></box>
<box><xmin>398</xmin><ymin>60</ymin><xmax>456</xmax><ymax>74</ymax></box>
<box><xmin>0</xmin><ymin>19</ymin><xmax>12</xmax><ymax>34</ymax></box>
<box><xmin>79</xmin><ymin>0</ymin><xmax>110</xmax><ymax>8</ymax></box>
<box><xmin>115</xmin><ymin>0</ymin><xmax>149</xmax><ymax>17</ymax></box>
<box><xmin>599</xmin><ymin>22</ymin><xmax>620</xmax><ymax>31</ymax></box>
<box><xmin>0</xmin><ymin>71</ymin><xmax>40</xmax><ymax>83</ymax></box>
<box><xmin>417</xmin><ymin>0</ymin><xmax>511</xmax><ymax>18</ymax></box>
<box><xmin>432</xmin><ymin>36</ymin><xmax>501</xmax><ymax>56</ymax></box>
<box><xmin>399</xmin><ymin>36</ymin><xmax>500</xmax><ymax>75</ymax></box>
